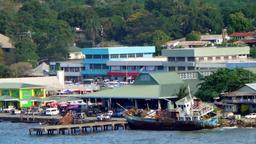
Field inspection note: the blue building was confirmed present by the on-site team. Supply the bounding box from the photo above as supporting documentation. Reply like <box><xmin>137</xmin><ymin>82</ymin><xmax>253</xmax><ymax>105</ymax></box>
<box><xmin>81</xmin><ymin>46</ymin><xmax>155</xmax><ymax>78</ymax></box>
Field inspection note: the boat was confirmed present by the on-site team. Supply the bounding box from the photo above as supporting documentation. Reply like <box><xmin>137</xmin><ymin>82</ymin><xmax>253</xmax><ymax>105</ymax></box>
<box><xmin>124</xmin><ymin>109</ymin><xmax>177</xmax><ymax>130</ymax></box>
<box><xmin>124</xmin><ymin>96</ymin><xmax>219</xmax><ymax>131</ymax></box>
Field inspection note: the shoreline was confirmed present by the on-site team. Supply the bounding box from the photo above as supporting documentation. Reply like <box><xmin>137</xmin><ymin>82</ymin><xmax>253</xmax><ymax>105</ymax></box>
<box><xmin>1</xmin><ymin>113</ymin><xmax>255</xmax><ymax>129</ymax></box>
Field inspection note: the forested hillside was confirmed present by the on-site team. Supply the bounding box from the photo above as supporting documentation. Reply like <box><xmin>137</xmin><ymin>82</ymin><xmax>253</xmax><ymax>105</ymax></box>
<box><xmin>0</xmin><ymin>0</ymin><xmax>256</xmax><ymax>64</ymax></box>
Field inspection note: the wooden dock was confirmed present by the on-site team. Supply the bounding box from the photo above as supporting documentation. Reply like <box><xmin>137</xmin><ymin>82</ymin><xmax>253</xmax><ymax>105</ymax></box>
<box><xmin>29</xmin><ymin>121</ymin><xmax>128</xmax><ymax>136</ymax></box>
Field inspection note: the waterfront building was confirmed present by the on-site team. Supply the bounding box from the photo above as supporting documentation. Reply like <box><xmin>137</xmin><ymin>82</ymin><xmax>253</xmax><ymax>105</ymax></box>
<box><xmin>220</xmin><ymin>83</ymin><xmax>256</xmax><ymax>113</ymax></box>
<box><xmin>79</xmin><ymin>72</ymin><xmax>184</xmax><ymax>110</ymax></box>
<box><xmin>0</xmin><ymin>83</ymin><xmax>46</xmax><ymax>108</ymax></box>
<box><xmin>162</xmin><ymin>46</ymin><xmax>256</xmax><ymax>79</ymax></box>
<box><xmin>106</xmin><ymin>57</ymin><xmax>167</xmax><ymax>81</ymax></box>
<box><xmin>81</xmin><ymin>46</ymin><xmax>155</xmax><ymax>78</ymax></box>
<box><xmin>49</xmin><ymin>60</ymin><xmax>84</xmax><ymax>82</ymax></box>
<box><xmin>0</xmin><ymin>71</ymin><xmax>64</xmax><ymax>92</ymax></box>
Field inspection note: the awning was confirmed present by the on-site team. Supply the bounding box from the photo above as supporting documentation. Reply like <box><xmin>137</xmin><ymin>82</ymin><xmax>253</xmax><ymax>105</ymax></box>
<box><xmin>0</xmin><ymin>96</ymin><xmax>19</xmax><ymax>102</ymax></box>
<box><xmin>107</xmin><ymin>72</ymin><xmax>139</xmax><ymax>77</ymax></box>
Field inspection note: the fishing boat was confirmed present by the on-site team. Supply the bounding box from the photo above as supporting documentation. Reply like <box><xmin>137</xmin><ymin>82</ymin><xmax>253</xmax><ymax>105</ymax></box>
<box><xmin>124</xmin><ymin>96</ymin><xmax>219</xmax><ymax>131</ymax></box>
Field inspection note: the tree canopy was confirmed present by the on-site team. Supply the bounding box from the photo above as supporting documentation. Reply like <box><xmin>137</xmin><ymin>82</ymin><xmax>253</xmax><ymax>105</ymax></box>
<box><xmin>0</xmin><ymin>0</ymin><xmax>256</xmax><ymax>66</ymax></box>
<box><xmin>196</xmin><ymin>68</ymin><xmax>256</xmax><ymax>101</ymax></box>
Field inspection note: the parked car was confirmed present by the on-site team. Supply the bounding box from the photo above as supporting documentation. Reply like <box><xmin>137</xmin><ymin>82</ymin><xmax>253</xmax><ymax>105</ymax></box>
<box><xmin>45</xmin><ymin>108</ymin><xmax>59</xmax><ymax>116</ymax></box>
<box><xmin>245</xmin><ymin>113</ymin><xmax>256</xmax><ymax>119</ymax></box>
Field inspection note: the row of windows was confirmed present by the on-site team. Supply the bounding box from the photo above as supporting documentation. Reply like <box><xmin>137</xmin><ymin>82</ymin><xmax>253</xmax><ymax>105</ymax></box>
<box><xmin>168</xmin><ymin>57</ymin><xmax>195</xmax><ymax>62</ymax></box>
<box><xmin>89</xmin><ymin>64</ymin><xmax>109</xmax><ymax>70</ymax></box>
<box><xmin>85</xmin><ymin>53</ymin><xmax>145</xmax><ymax>59</ymax></box>
<box><xmin>168</xmin><ymin>66</ymin><xmax>195</xmax><ymax>71</ymax></box>
<box><xmin>111</xmin><ymin>66</ymin><xmax>164</xmax><ymax>71</ymax></box>
<box><xmin>61</xmin><ymin>67</ymin><xmax>83</xmax><ymax>72</ymax></box>
<box><xmin>168</xmin><ymin>55</ymin><xmax>247</xmax><ymax>62</ymax></box>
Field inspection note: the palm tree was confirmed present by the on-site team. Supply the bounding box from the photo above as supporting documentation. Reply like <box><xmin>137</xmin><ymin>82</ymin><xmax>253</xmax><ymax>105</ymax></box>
<box><xmin>176</xmin><ymin>85</ymin><xmax>189</xmax><ymax>99</ymax></box>
<box><xmin>83</xmin><ymin>9</ymin><xmax>100</xmax><ymax>47</ymax></box>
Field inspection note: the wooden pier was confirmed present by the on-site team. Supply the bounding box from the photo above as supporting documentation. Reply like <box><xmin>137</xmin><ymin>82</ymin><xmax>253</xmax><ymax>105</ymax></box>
<box><xmin>29</xmin><ymin>121</ymin><xmax>128</xmax><ymax>136</ymax></box>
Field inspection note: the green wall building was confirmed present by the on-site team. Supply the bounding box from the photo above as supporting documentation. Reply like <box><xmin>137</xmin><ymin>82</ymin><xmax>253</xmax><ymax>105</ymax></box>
<box><xmin>0</xmin><ymin>83</ymin><xmax>46</xmax><ymax>109</ymax></box>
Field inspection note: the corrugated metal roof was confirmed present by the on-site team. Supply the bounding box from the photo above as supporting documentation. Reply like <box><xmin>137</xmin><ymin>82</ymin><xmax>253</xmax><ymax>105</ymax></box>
<box><xmin>0</xmin><ymin>83</ymin><xmax>43</xmax><ymax>89</ymax></box>
<box><xmin>149</xmin><ymin>72</ymin><xmax>183</xmax><ymax>85</ymax></box>
<box><xmin>245</xmin><ymin>83</ymin><xmax>256</xmax><ymax>91</ymax></box>
<box><xmin>0</xmin><ymin>76</ymin><xmax>64</xmax><ymax>91</ymax></box>
<box><xmin>81</xmin><ymin>72</ymin><xmax>184</xmax><ymax>99</ymax></box>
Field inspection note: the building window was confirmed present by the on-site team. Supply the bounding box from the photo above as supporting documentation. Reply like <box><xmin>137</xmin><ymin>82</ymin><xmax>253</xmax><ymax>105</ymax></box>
<box><xmin>178</xmin><ymin>67</ymin><xmax>185</xmax><ymax>71</ymax></box>
<box><xmin>169</xmin><ymin>67</ymin><xmax>175</xmax><ymax>71</ymax></box>
<box><xmin>199</xmin><ymin>57</ymin><xmax>204</xmax><ymax>61</ymax></box>
<box><xmin>110</xmin><ymin>54</ymin><xmax>119</xmax><ymax>59</ymax></box>
<box><xmin>120</xmin><ymin>54</ymin><xmax>127</xmax><ymax>58</ymax></box>
<box><xmin>128</xmin><ymin>53</ymin><xmax>135</xmax><ymax>58</ymax></box>
<box><xmin>208</xmin><ymin>57</ymin><xmax>213</xmax><ymax>61</ymax></box>
<box><xmin>102</xmin><ymin>64</ymin><xmax>109</xmax><ymax>70</ymax></box>
<box><xmin>86</xmin><ymin>55</ymin><xmax>93</xmax><ymax>59</ymax></box>
<box><xmin>136</xmin><ymin>53</ymin><xmax>143</xmax><ymax>57</ymax></box>
<box><xmin>224</xmin><ymin>56</ymin><xmax>229</xmax><ymax>60</ymax></box>
<box><xmin>168</xmin><ymin>57</ymin><xmax>175</xmax><ymax>62</ymax></box>
<box><xmin>232</xmin><ymin>56</ymin><xmax>236</xmax><ymax>59</ymax></box>
<box><xmin>102</xmin><ymin>55</ymin><xmax>109</xmax><ymax>59</ymax></box>
<box><xmin>64</xmin><ymin>67</ymin><xmax>69</xmax><ymax>72</ymax></box>
<box><xmin>94</xmin><ymin>64</ymin><xmax>101</xmax><ymax>69</ymax></box>
<box><xmin>121</xmin><ymin>66</ymin><xmax>127</xmax><ymax>70</ymax></box>
<box><xmin>188</xmin><ymin>67</ymin><xmax>195</xmax><ymax>71</ymax></box>
<box><xmin>187</xmin><ymin>57</ymin><xmax>195</xmax><ymax>62</ymax></box>
<box><xmin>176</xmin><ymin>57</ymin><xmax>185</xmax><ymax>62</ymax></box>
<box><xmin>93</xmin><ymin>55</ymin><xmax>101</xmax><ymax>59</ymax></box>
<box><xmin>157</xmin><ymin>66</ymin><xmax>164</xmax><ymax>70</ymax></box>
<box><xmin>216</xmin><ymin>56</ymin><xmax>221</xmax><ymax>60</ymax></box>
<box><xmin>111</xmin><ymin>66</ymin><xmax>120</xmax><ymax>71</ymax></box>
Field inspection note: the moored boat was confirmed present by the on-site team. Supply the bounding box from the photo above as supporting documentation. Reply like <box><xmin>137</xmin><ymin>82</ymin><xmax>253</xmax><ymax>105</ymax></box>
<box><xmin>124</xmin><ymin>96</ymin><xmax>219</xmax><ymax>131</ymax></box>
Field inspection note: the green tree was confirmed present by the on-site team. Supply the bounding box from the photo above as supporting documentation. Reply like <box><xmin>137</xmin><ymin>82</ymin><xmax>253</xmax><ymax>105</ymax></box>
<box><xmin>0</xmin><ymin>49</ymin><xmax>4</xmax><ymax>64</ymax></box>
<box><xmin>196</xmin><ymin>68</ymin><xmax>256</xmax><ymax>101</ymax></box>
<box><xmin>34</xmin><ymin>19</ymin><xmax>74</xmax><ymax>61</ymax></box>
<box><xmin>176</xmin><ymin>85</ymin><xmax>189</xmax><ymax>99</ymax></box>
<box><xmin>0</xmin><ymin>64</ymin><xmax>11</xmax><ymax>78</ymax></box>
<box><xmin>186</xmin><ymin>31</ymin><xmax>201</xmax><ymax>41</ymax></box>
<box><xmin>227</xmin><ymin>12</ymin><xmax>253</xmax><ymax>32</ymax></box>
<box><xmin>9</xmin><ymin>62</ymin><xmax>32</xmax><ymax>77</ymax></box>
<box><xmin>152</xmin><ymin>30</ymin><xmax>170</xmax><ymax>55</ymax></box>
<box><xmin>15</xmin><ymin>38</ymin><xmax>38</xmax><ymax>65</ymax></box>
<box><xmin>82</xmin><ymin>8</ymin><xmax>100</xmax><ymax>47</ymax></box>
<box><xmin>250</xmin><ymin>47</ymin><xmax>256</xmax><ymax>58</ymax></box>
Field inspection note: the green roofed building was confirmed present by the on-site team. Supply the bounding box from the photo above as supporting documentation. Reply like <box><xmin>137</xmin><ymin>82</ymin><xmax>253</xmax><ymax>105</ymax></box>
<box><xmin>0</xmin><ymin>83</ymin><xmax>46</xmax><ymax>109</ymax></box>
<box><xmin>80</xmin><ymin>72</ymin><xmax>184</xmax><ymax>109</ymax></box>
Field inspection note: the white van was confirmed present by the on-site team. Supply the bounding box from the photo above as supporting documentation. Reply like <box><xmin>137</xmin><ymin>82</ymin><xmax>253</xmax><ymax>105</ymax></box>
<box><xmin>45</xmin><ymin>108</ymin><xmax>59</xmax><ymax>116</ymax></box>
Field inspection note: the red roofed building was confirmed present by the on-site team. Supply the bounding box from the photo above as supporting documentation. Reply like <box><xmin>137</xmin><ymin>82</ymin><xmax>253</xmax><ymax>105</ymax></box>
<box><xmin>229</xmin><ymin>32</ymin><xmax>256</xmax><ymax>40</ymax></box>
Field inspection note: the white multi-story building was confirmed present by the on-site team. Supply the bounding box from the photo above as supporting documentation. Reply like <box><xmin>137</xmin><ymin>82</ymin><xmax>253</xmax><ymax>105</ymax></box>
<box><xmin>49</xmin><ymin>60</ymin><xmax>84</xmax><ymax>82</ymax></box>
<box><xmin>162</xmin><ymin>46</ymin><xmax>256</xmax><ymax>79</ymax></box>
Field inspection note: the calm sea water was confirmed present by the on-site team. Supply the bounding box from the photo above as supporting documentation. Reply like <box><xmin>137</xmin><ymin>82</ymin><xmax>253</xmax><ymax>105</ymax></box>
<box><xmin>0</xmin><ymin>122</ymin><xmax>255</xmax><ymax>144</ymax></box>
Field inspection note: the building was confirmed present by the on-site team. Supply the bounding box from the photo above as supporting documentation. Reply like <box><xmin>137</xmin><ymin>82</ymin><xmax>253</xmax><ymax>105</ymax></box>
<box><xmin>0</xmin><ymin>71</ymin><xmax>64</xmax><ymax>92</ymax></box>
<box><xmin>0</xmin><ymin>33</ymin><xmax>14</xmax><ymax>53</ymax></box>
<box><xmin>106</xmin><ymin>57</ymin><xmax>167</xmax><ymax>81</ymax></box>
<box><xmin>164</xmin><ymin>34</ymin><xmax>228</xmax><ymax>48</ymax></box>
<box><xmin>81</xmin><ymin>46</ymin><xmax>155</xmax><ymax>78</ymax></box>
<box><xmin>220</xmin><ymin>83</ymin><xmax>256</xmax><ymax>113</ymax></box>
<box><xmin>229</xmin><ymin>32</ymin><xmax>256</xmax><ymax>40</ymax></box>
<box><xmin>78</xmin><ymin>72</ymin><xmax>184</xmax><ymax>110</ymax></box>
<box><xmin>162</xmin><ymin>46</ymin><xmax>254</xmax><ymax>71</ymax></box>
<box><xmin>68</xmin><ymin>46</ymin><xmax>85</xmax><ymax>60</ymax></box>
<box><xmin>0</xmin><ymin>83</ymin><xmax>46</xmax><ymax>108</ymax></box>
<box><xmin>49</xmin><ymin>60</ymin><xmax>84</xmax><ymax>82</ymax></box>
<box><xmin>230</xmin><ymin>32</ymin><xmax>256</xmax><ymax>47</ymax></box>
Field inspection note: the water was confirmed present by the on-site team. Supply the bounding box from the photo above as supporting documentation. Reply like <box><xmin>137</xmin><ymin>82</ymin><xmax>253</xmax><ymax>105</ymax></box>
<box><xmin>0</xmin><ymin>122</ymin><xmax>255</xmax><ymax>144</ymax></box>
